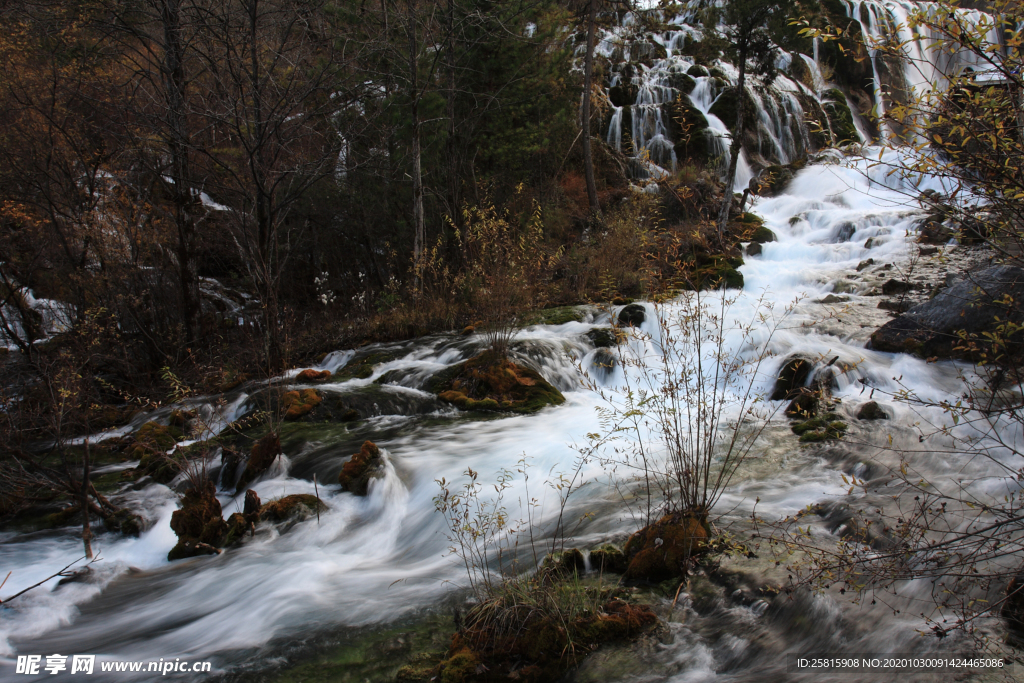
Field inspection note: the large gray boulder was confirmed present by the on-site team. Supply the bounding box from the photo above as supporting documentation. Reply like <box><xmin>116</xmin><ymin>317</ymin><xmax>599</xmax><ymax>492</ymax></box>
<box><xmin>869</xmin><ymin>265</ymin><xmax>1024</xmax><ymax>358</ymax></box>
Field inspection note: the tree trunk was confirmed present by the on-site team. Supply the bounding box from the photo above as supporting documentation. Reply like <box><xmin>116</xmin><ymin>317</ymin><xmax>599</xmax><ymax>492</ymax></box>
<box><xmin>581</xmin><ymin>0</ymin><xmax>600</xmax><ymax>218</ymax></box>
<box><xmin>160</xmin><ymin>0</ymin><xmax>201</xmax><ymax>342</ymax></box>
<box><xmin>408</xmin><ymin>0</ymin><xmax>424</xmax><ymax>289</ymax></box>
<box><xmin>80</xmin><ymin>441</ymin><xmax>93</xmax><ymax>560</ymax></box>
<box><xmin>717</xmin><ymin>43</ymin><xmax>748</xmax><ymax>238</ymax></box>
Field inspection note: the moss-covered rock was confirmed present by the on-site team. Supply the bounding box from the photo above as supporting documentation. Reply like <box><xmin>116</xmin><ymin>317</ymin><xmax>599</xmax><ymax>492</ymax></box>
<box><xmin>168</xmin><ymin>409</ymin><xmax>196</xmax><ymax>429</ymax></box>
<box><xmin>296</xmin><ymin>368</ymin><xmax>332</xmax><ymax>383</ymax></box>
<box><xmin>429</xmin><ymin>351</ymin><xmax>565</xmax><ymax>415</ymax></box>
<box><xmin>791</xmin><ymin>412</ymin><xmax>847</xmax><ymax>442</ymax></box>
<box><xmin>670</xmin><ymin>100</ymin><xmax>712</xmax><ymax>164</ymax></box>
<box><xmin>686</xmin><ymin>64</ymin><xmax>710</xmax><ymax>78</ymax></box>
<box><xmin>520</xmin><ymin>306</ymin><xmax>587</xmax><ymax>326</ymax></box>
<box><xmin>339</xmin><ymin>440</ymin><xmax>385</xmax><ymax>495</ymax></box>
<box><xmin>823</xmin><ymin>89</ymin><xmax>859</xmax><ymax>145</ymax></box>
<box><xmin>708</xmin><ymin>86</ymin><xmax>757</xmax><ymax>137</ymax></box>
<box><xmin>586</xmin><ymin>327</ymin><xmax>623</xmax><ymax>348</ymax></box>
<box><xmin>590</xmin><ymin>544</ymin><xmax>628</xmax><ymax>574</ymax></box>
<box><xmin>622</xmin><ymin>513</ymin><xmax>708</xmax><ymax>582</ymax></box>
<box><xmin>617</xmin><ymin>303</ymin><xmax>646</xmax><ymax>327</ymax></box>
<box><xmin>103</xmin><ymin>508</ymin><xmax>142</xmax><ymax>537</ymax></box>
<box><xmin>668</xmin><ymin>71</ymin><xmax>696</xmax><ymax>94</ymax></box>
<box><xmin>168</xmin><ymin>481</ymin><xmax>226</xmax><ymax>561</ymax></box>
<box><xmin>131</xmin><ymin>422</ymin><xmax>185</xmax><ymax>483</ymax></box>
<box><xmin>281</xmin><ymin>388</ymin><xmax>323</xmax><ymax>420</ymax></box>
<box><xmin>259</xmin><ymin>494</ymin><xmax>328</xmax><ymax>523</ymax></box>
<box><xmin>333</xmin><ymin>350</ymin><xmax>405</xmax><ymax>381</ymax></box>
<box><xmin>235</xmin><ymin>432</ymin><xmax>281</xmax><ymax>493</ymax></box>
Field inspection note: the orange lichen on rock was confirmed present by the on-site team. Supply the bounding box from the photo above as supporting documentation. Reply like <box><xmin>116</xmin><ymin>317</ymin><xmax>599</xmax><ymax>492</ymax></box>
<box><xmin>168</xmin><ymin>481</ymin><xmax>227</xmax><ymax>561</ymax></box>
<box><xmin>338</xmin><ymin>441</ymin><xmax>385</xmax><ymax>496</ymax></box>
<box><xmin>296</xmin><ymin>368</ymin><xmax>332</xmax><ymax>383</ymax></box>
<box><xmin>622</xmin><ymin>513</ymin><xmax>709</xmax><ymax>582</ymax></box>
<box><xmin>430</xmin><ymin>351</ymin><xmax>564</xmax><ymax>414</ymax></box>
<box><xmin>281</xmin><ymin>388</ymin><xmax>323</xmax><ymax>420</ymax></box>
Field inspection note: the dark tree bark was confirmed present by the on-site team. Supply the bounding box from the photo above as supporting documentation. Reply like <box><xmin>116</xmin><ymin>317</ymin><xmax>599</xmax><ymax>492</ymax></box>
<box><xmin>581</xmin><ymin>0</ymin><xmax>600</xmax><ymax>218</ymax></box>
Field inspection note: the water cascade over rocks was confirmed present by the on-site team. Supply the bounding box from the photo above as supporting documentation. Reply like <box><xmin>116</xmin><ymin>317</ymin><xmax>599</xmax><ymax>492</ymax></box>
<box><xmin>1</xmin><ymin>4</ymin><xmax>1017</xmax><ymax>681</ymax></box>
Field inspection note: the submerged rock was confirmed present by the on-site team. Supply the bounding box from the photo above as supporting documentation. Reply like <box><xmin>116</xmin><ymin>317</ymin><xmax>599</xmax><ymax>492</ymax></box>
<box><xmin>428</xmin><ymin>351</ymin><xmax>565</xmax><ymax>414</ymax></box>
<box><xmin>617</xmin><ymin>303</ymin><xmax>646</xmax><ymax>327</ymax></box>
<box><xmin>259</xmin><ymin>494</ymin><xmax>327</xmax><ymax>523</ymax></box>
<box><xmin>791</xmin><ymin>414</ymin><xmax>848</xmax><ymax>442</ymax></box>
<box><xmin>856</xmin><ymin>400</ymin><xmax>888</xmax><ymax>420</ymax></box>
<box><xmin>622</xmin><ymin>513</ymin><xmax>708</xmax><ymax>582</ymax></box>
<box><xmin>339</xmin><ymin>441</ymin><xmax>385</xmax><ymax>495</ymax></box>
<box><xmin>870</xmin><ymin>265</ymin><xmax>1024</xmax><ymax>358</ymax></box>
<box><xmin>586</xmin><ymin>327</ymin><xmax>623</xmax><ymax>348</ymax></box>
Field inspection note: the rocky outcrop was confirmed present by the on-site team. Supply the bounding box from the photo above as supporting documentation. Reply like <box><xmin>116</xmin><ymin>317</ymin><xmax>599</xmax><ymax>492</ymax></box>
<box><xmin>869</xmin><ymin>265</ymin><xmax>1024</xmax><ymax>359</ymax></box>
<box><xmin>428</xmin><ymin>351</ymin><xmax>565</xmax><ymax>414</ymax></box>
<box><xmin>622</xmin><ymin>513</ymin><xmax>708</xmax><ymax>582</ymax></box>
<box><xmin>338</xmin><ymin>441</ymin><xmax>385</xmax><ymax>495</ymax></box>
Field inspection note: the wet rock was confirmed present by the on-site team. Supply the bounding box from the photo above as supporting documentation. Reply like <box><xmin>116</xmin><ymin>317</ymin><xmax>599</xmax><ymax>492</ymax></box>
<box><xmin>338</xmin><ymin>441</ymin><xmax>385</xmax><ymax>496</ymax></box>
<box><xmin>785</xmin><ymin>390</ymin><xmax>821</xmax><ymax>418</ymax></box>
<box><xmin>746</xmin><ymin>241</ymin><xmax>762</xmax><ymax>257</ymax></box>
<box><xmin>622</xmin><ymin>513</ymin><xmax>708</xmax><ymax>582</ymax></box>
<box><xmin>751</xmin><ymin>164</ymin><xmax>801</xmax><ymax>198</ymax></box>
<box><xmin>429</xmin><ymin>351</ymin><xmax>565</xmax><ymax>414</ymax></box>
<box><xmin>296</xmin><ymin>369</ymin><xmax>331</xmax><ymax>383</ymax></box>
<box><xmin>333</xmin><ymin>350</ymin><xmax>404</xmax><ymax>381</ymax></box>
<box><xmin>103</xmin><ymin>508</ymin><xmax>143</xmax><ymax>536</ymax></box>
<box><xmin>589</xmin><ymin>544</ymin><xmax>628</xmax><ymax>574</ymax></box>
<box><xmin>219</xmin><ymin>447</ymin><xmax>243</xmax><ymax>489</ymax></box>
<box><xmin>864</xmin><ymin>237</ymin><xmax>875</xmax><ymax>249</ymax></box>
<box><xmin>282</xmin><ymin>388</ymin><xmax>323</xmax><ymax>420</ymax></box>
<box><xmin>791</xmin><ymin>414</ymin><xmax>847</xmax><ymax>442</ymax></box>
<box><xmin>168</xmin><ymin>481</ymin><xmax>227</xmax><ymax>561</ymax></box>
<box><xmin>856</xmin><ymin>258</ymin><xmax>874</xmax><ymax>271</ymax></box>
<box><xmin>168</xmin><ymin>409</ymin><xmax>196</xmax><ymax>429</ymax></box>
<box><xmin>259</xmin><ymin>494</ymin><xmax>327</xmax><ymax>523</ymax></box>
<box><xmin>686</xmin><ymin>64</ymin><xmax>709</xmax><ymax>78</ymax></box>
<box><xmin>918</xmin><ymin>245</ymin><xmax>939</xmax><ymax>257</ymax></box>
<box><xmin>881</xmin><ymin>278</ymin><xmax>911</xmax><ymax>295</ymax></box>
<box><xmin>235</xmin><ymin>433</ymin><xmax>281</xmax><ymax>493</ymax></box>
<box><xmin>770</xmin><ymin>356</ymin><xmax>814</xmax><ymax>401</ymax></box>
<box><xmin>461</xmin><ymin>325</ymin><xmax>474</xmax><ymax>336</ymax></box>
<box><xmin>834</xmin><ymin>222</ymin><xmax>856</xmax><ymax>243</ymax></box>
<box><xmin>617</xmin><ymin>303</ymin><xmax>646</xmax><ymax>327</ymax></box>
<box><xmin>818</xmin><ymin>294</ymin><xmax>848</xmax><ymax>304</ymax></box>
<box><xmin>132</xmin><ymin>422</ymin><xmax>185</xmax><ymax>484</ymax></box>
<box><xmin>243</xmin><ymin>489</ymin><xmax>262</xmax><ymax>516</ymax></box>
<box><xmin>822</xmin><ymin>88</ymin><xmax>858</xmax><ymax>144</ymax></box>
<box><xmin>870</xmin><ymin>265</ymin><xmax>1024</xmax><ymax>358</ymax></box>
<box><xmin>878</xmin><ymin>299</ymin><xmax>912</xmax><ymax>313</ymax></box>
<box><xmin>542</xmin><ymin>548</ymin><xmax>586</xmax><ymax>576</ymax></box>
<box><xmin>586</xmin><ymin>327</ymin><xmax>622</xmax><ymax>348</ymax></box>
<box><xmin>856</xmin><ymin>401</ymin><xmax>888</xmax><ymax>420</ymax></box>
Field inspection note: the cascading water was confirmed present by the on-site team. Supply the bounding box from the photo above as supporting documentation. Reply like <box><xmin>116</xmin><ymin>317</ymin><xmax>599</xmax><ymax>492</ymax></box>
<box><xmin>2</xmin><ymin>6</ymin><xmax>1019</xmax><ymax>683</ymax></box>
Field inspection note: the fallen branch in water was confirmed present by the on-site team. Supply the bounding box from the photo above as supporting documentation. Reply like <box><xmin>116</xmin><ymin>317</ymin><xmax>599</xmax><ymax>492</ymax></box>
<box><xmin>0</xmin><ymin>557</ymin><xmax>90</xmax><ymax>605</ymax></box>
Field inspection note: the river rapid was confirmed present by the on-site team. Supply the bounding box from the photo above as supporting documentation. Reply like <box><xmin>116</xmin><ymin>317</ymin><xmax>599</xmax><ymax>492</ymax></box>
<box><xmin>3</xmin><ymin>4</ymin><xmax>1020</xmax><ymax>681</ymax></box>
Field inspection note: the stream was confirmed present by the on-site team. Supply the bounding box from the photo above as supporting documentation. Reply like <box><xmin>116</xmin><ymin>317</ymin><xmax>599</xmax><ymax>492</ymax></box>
<box><xmin>1</xmin><ymin>4</ymin><xmax>1017</xmax><ymax>682</ymax></box>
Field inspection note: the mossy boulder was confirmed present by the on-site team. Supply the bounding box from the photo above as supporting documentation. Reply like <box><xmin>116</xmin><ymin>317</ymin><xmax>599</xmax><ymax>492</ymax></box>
<box><xmin>622</xmin><ymin>513</ymin><xmax>709</xmax><ymax>582</ymax></box>
<box><xmin>168</xmin><ymin>481</ymin><xmax>227</xmax><ymax>561</ymax></box>
<box><xmin>791</xmin><ymin>413</ymin><xmax>847</xmax><ymax>442</ymax></box>
<box><xmin>586</xmin><ymin>327</ymin><xmax>623</xmax><ymax>348</ymax></box>
<box><xmin>670</xmin><ymin>100</ymin><xmax>712</xmax><ymax>164</ymax></box>
<box><xmin>131</xmin><ymin>422</ymin><xmax>185</xmax><ymax>483</ymax></box>
<box><xmin>103</xmin><ymin>508</ymin><xmax>142</xmax><ymax>536</ymax></box>
<box><xmin>617</xmin><ymin>303</ymin><xmax>646</xmax><ymax>327</ymax></box>
<box><xmin>520</xmin><ymin>306</ymin><xmax>587</xmax><ymax>326</ymax></box>
<box><xmin>608</xmin><ymin>83</ymin><xmax>637</xmax><ymax>107</ymax></box>
<box><xmin>708</xmin><ymin>86</ymin><xmax>757</xmax><ymax>137</ymax></box>
<box><xmin>296</xmin><ymin>368</ymin><xmax>332</xmax><ymax>383</ymax></box>
<box><xmin>259</xmin><ymin>494</ymin><xmax>328</xmax><ymax>523</ymax></box>
<box><xmin>429</xmin><ymin>351</ymin><xmax>565</xmax><ymax>415</ymax></box>
<box><xmin>235</xmin><ymin>432</ymin><xmax>281</xmax><ymax>493</ymax></box>
<box><xmin>590</xmin><ymin>544</ymin><xmax>628</xmax><ymax>574</ymax></box>
<box><xmin>168</xmin><ymin>409</ymin><xmax>196</xmax><ymax>429</ymax></box>
<box><xmin>541</xmin><ymin>548</ymin><xmax>586</xmax><ymax>577</ymax></box>
<box><xmin>686</xmin><ymin>64</ymin><xmax>710</xmax><ymax>78</ymax></box>
<box><xmin>281</xmin><ymin>388</ymin><xmax>322</xmax><ymax>420</ymax></box>
<box><xmin>823</xmin><ymin>89</ymin><xmax>859</xmax><ymax>145</ymax></box>
<box><xmin>686</xmin><ymin>256</ymin><xmax>744</xmax><ymax>291</ymax></box>
<box><xmin>333</xmin><ymin>350</ymin><xmax>404</xmax><ymax>381</ymax></box>
<box><xmin>339</xmin><ymin>441</ymin><xmax>386</xmax><ymax>495</ymax></box>
<box><xmin>668</xmin><ymin>71</ymin><xmax>696</xmax><ymax>94</ymax></box>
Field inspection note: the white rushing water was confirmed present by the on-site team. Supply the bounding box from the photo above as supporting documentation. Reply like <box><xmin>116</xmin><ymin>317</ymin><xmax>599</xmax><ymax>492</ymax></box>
<box><xmin>2</xmin><ymin>5</ymin><xmax>1018</xmax><ymax>682</ymax></box>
